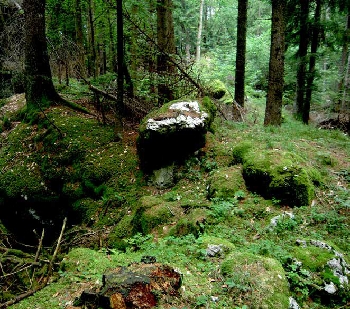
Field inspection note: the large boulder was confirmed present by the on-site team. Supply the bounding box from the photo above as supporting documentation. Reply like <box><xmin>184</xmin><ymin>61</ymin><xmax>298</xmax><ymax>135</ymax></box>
<box><xmin>137</xmin><ymin>99</ymin><xmax>214</xmax><ymax>173</ymax></box>
<box><xmin>232</xmin><ymin>144</ymin><xmax>319</xmax><ymax>206</ymax></box>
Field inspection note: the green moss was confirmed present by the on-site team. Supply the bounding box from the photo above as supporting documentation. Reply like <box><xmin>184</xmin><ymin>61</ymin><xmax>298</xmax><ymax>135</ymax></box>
<box><xmin>291</xmin><ymin>246</ymin><xmax>335</xmax><ymax>272</ymax></box>
<box><xmin>221</xmin><ymin>251</ymin><xmax>290</xmax><ymax>309</ymax></box>
<box><xmin>136</xmin><ymin>196</ymin><xmax>174</xmax><ymax>234</ymax></box>
<box><xmin>207</xmin><ymin>79</ymin><xmax>227</xmax><ymax>99</ymax></box>
<box><xmin>169</xmin><ymin>208</ymin><xmax>206</xmax><ymax>237</ymax></box>
<box><xmin>242</xmin><ymin>150</ymin><xmax>274</xmax><ymax>194</ymax></box>
<box><xmin>242</xmin><ymin>150</ymin><xmax>315</xmax><ymax>206</ymax></box>
<box><xmin>269</xmin><ymin>165</ymin><xmax>314</xmax><ymax>207</ymax></box>
<box><xmin>72</xmin><ymin>198</ymin><xmax>102</xmax><ymax>223</ymax></box>
<box><xmin>111</xmin><ymin>213</ymin><xmax>135</xmax><ymax>239</ymax></box>
<box><xmin>207</xmin><ymin>166</ymin><xmax>246</xmax><ymax>199</ymax></box>
<box><xmin>198</xmin><ymin>235</ymin><xmax>235</xmax><ymax>253</ymax></box>
<box><xmin>201</xmin><ymin>96</ymin><xmax>217</xmax><ymax>123</ymax></box>
<box><xmin>232</xmin><ymin>141</ymin><xmax>253</xmax><ymax>164</ymax></box>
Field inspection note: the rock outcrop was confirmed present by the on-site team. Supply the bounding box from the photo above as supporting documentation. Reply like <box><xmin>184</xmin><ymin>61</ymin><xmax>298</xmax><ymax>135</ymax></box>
<box><xmin>137</xmin><ymin>99</ymin><xmax>214</xmax><ymax>187</ymax></box>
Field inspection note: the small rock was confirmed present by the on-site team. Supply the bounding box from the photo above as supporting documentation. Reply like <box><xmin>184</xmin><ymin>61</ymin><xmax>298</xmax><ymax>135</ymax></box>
<box><xmin>327</xmin><ymin>258</ymin><xmax>349</xmax><ymax>286</ymax></box>
<box><xmin>270</xmin><ymin>211</ymin><xmax>294</xmax><ymax>227</ymax></box>
<box><xmin>310</xmin><ymin>239</ymin><xmax>332</xmax><ymax>250</ymax></box>
<box><xmin>324</xmin><ymin>282</ymin><xmax>337</xmax><ymax>294</ymax></box>
<box><xmin>206</xmin><ymin>244</ymin><xmax>222</xmax><ymax>257</ymax></box>
<box><xmin>296</xmin><ymin>239</ymin><xmax>307</xmax><ymax>247</ymax></box>
<box><xmin>289</xmin><ymin>296</ymin><xmax>300</xmax><ymax>309</ymax></box>
<box><xmin>210</xmin><ymin>296</ymin><xmax>219</xmax><ymax>302</ymax></box>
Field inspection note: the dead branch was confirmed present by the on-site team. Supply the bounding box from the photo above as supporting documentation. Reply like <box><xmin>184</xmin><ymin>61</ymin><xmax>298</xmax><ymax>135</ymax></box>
<box><xmin>0</xmin><ymin>286</ymin><xmax>42</xmax><ymax>308</ymax></box>
<box><xmin>31</xmin><ymin>229</ymin><xmax>45</xmax><ymax>288</ymax></box>
<box><xmin>0</xmin><ymin>263</ymin><xmax>40</xmax><ymax>279</ymax></box>
<box><xmin>0</xmin><ymin>219</ymin><xmax>67</xmax><ymax>308</ymax></box>
<box><xmin>81</xmin><ymin>78</ymin><xmax>150</xmax><ymax>118</ymax></box>
<box><xmin>46</xmin><ymin>217</ymin><xmax>67</xmax><ymax>280</ymax></box>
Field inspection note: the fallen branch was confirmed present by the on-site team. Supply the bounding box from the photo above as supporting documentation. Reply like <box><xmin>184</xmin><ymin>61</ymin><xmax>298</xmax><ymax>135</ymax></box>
<box><xmin>46</xmin><ymin>217</ymin><xmax>67</xmax><ymax>280</ymax></box>
<box><xmin>31</xmin><ymin>229</ymin><xmax>45</xmax><ymax>288</ymax></box>
<box><xmin>0</xmin><ymin>218</ymin><xmax>67</xmax><ymax>308</ymax></box>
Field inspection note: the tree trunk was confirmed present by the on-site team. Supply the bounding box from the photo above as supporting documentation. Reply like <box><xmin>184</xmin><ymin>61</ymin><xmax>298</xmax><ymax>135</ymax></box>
<box><xmin>294</xmin><ymin>0</ymin><xmax>310</xmax><ymax>120</ymax></box>
<box><xmin>108</xmin><ymin>13</ymin><xmax>117</xmax><ymax>73</ymax></box>
<box><xmin>195</xmin><ymin>0</ymin><xmax>204</xmax><ymax>62</ymax></box>
<box><xmin>75</xmin><ymin>0</ymin><xmax>85</xmax><ymax>79</ymax></box>
<box><xmin>157</xmin><ymin>0</ymin><xmax>176</xmax><ymax>106</ymax></box>
<box><xmin>129</xmin><ymin>4</ymin><xmax>139</xmax><ymax>78</ymax></box>
<box><xmin>304</xmin><ymin>0</ymin><xmax>321</xmax><ymax>124</ymax></box>
<box><xmin>264</xmin><ymin>0</ymin><xmax>286</xmax><ymax>126</ymax></box>
<box><xmin>24</xmin><ymin>0</ymin><xmax>60</xmax><ymax>109</ymax></box>
<box><xmin>341</xmin><ymin>52</ymin><xmax>350</xmax><ymax>114</ymax></box>
<box><xmin>87</xmin><ymin>0</ymin><xmax>97</xmax><ymax>78</ymax></box>
<box><xmin>336</xmin><ymin>11</ymin><xmax>350</xmax><ymax>112</ymax></box>
<box><xmin>234</xmin><ymin>0</ymin><xmax>248</xmax><ymax>109</ymax></box>
<box><xmin>115</xmin><ymin>0</ymin><xmax>124</xmax><ymax>139</ymax></box>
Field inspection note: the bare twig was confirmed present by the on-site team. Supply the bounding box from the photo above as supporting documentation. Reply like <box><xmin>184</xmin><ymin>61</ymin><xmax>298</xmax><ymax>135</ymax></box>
<box><xmin>31</xmin><ymin>229</ymin><xmax>45</xmax><ymax>288</ymax></box>
<box><xmin>0</xmin><ymin>218</ymin><xmax>67</xmax><ymax>308</ymax></box>
<box><xmin>46</xmin><ymin>217</ymin><xmax>67</xmax><ymax>280</ymax></box>
<box><xmin>0</xmin><ymin>263</ymin><xmax>39</xmax><ymax>279</ymax></box>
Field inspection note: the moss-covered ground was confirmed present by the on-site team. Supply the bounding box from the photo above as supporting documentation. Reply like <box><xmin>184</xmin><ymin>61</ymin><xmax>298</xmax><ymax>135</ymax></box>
<box><xmin>1</xmin><ymin>81</ymin><xmax>349</xmax><ymax>308</ymax></box>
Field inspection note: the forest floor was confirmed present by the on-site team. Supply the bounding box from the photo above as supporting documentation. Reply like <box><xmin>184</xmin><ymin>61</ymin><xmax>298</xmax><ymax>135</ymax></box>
<box><xmin>1</xmin><ymin>84</ymin><xmax>350</xmax><ymax>309</ymax></box>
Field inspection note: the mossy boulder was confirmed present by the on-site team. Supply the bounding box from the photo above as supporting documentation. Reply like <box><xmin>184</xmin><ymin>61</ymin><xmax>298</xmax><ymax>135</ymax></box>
<box><xmin>110</xmin><ymin>213</ymin><xmax>136</xmax><ymax>240</ymax></box>
<box><xmin>207</xmin><ymin>79</ymin><xmax>227</xmax><ymax>99</ymax></box>
<box><xmin>207</xmin><ymin>166</ymin><xmax>246</xmax><ymax>199</ymax></box>
<box><xmin>286</xmin><ymin>239</ymin><xmax>350</xmax><ymax>306</ymax></box>
<box><xmin>221</xmin><ymin>251</ymin><xmax>290</xmax><ymax>308</ymax></box>
<box><xmin>133</xmin><ymin>196</ymin><xmax>176</xmax><ymax>234</ymax></box>
<box><xmin>236</xmin><ymin>147</ymin><xmax>315</xmax><ymax>206</ymax></box>
<box><xmin>169</xmin><ymin>208</ymin><xmax>206</xmax><ymax>237</ymax></box>
<box><xmin>137</xmin><ymin>99</ymin><xmax>213</xmax><ymax>172</ymax></box>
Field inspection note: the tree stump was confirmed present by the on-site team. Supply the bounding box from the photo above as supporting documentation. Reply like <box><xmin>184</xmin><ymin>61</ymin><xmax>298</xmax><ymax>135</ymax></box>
<box><xmin>76</xmin><ymin>261</ymin><xmax>182</xmax><ymax>309</ymax></box>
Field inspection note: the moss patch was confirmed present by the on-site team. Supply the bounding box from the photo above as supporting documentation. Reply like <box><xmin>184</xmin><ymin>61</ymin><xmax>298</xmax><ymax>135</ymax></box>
<box><xmin>207</xmin><ymin>166</ymin><xmax>246</xmax><ymax>199</ymax></box>
<box><xmin>221</xmin><ymin>251</ymin><xmax>290</xmax><ymax>309</ymax></box>
<box><xmin>240</xmin><ymin>149</ymin><xmax>315</xmax><ymax>206</ymax></box>
<box><xmin>207</xmin><ymin>79</ymin><xmax>227</xmax><ymax>99</ymax></box>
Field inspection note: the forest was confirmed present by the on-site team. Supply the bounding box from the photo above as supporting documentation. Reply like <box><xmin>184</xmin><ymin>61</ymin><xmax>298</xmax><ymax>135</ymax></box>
<box><xmin>0</xmin><ymin>0</ymin><xmax>350</xmax><ymax>308</ymax></box>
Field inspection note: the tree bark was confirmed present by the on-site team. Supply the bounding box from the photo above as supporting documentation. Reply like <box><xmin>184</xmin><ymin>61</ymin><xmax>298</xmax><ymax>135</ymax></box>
<box><xmin>87</xmin><ymin>0</ymin><xmax>97</xmax><ymax>78</ymax></box>
<box><xmin>294</xmin><ymin>0</ymin><xmax>310</xmax><ymax>120</ymax></box>
<box><xmin>75</xmin><ymin>0</ymin><xmax>85</xmax><ymax>79</ymax></box>
<box><xmin>264</xmin><ymin>0</ymin><xmax>286</xmax><ymax>126</ymax></box>
<box><xmin>115</xmin><ymin>0</ymin><xmax>124</xmax><ymax>139</ymax></box>
<box><xmin>337</xmin><ymin>11</ymin><xmax>350</xmax><ymax>112</ymax></box>
<box><xmin>195</xmin><ymin>0</ymin><xmax>205</xmax><ymax>62</ymax></box>
<box><xmin>24</xmin><ymin>0</ymin><xmax>60</xmax><ymax>109</ymax></box>
<box><xmin>304</xmin><ymin>0</ymin><xmax>322</xmax><ymax>124</ymax></box>
<box><xmin>157</xmin><ymin>0</ymin><xmax>176</xmax><ymax>106</ymax></box>
<box><xmin>234</xmin><ymin>0</ymin><xmax>248</xmax><ymax>109</ymax></box>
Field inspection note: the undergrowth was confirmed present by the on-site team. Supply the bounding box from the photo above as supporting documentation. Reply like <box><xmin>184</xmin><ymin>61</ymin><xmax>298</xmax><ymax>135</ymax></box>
<box><xmin>2</xmin><ymin>87</ymin><xmax>349</xmax><ymax>309</ymax></box>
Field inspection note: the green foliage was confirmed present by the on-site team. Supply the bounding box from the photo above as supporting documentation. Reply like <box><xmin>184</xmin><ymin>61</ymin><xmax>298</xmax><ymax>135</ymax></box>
<box><xmin>208</xmin><ymin>198</ymin><xmax>236</xmax><ymax>222</ymax></box>
<box><xmin>1</xmin><ymin>115</ymin><xmax>11</xmax><ymax>131</ymax></box>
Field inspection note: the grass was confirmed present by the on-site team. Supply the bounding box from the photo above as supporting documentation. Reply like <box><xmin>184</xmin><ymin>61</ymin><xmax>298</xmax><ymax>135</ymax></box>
<box><xmin>2</xmin><ymin>87</ymin><xmax>349</xmax><ymax>308</ymax></box>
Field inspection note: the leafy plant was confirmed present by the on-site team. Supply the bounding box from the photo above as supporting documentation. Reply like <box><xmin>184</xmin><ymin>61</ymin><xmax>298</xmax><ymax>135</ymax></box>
<box><xmin>208</xmin><ymin>198</ymin><xmax>236</xmax><ymax>222</ymax></box>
